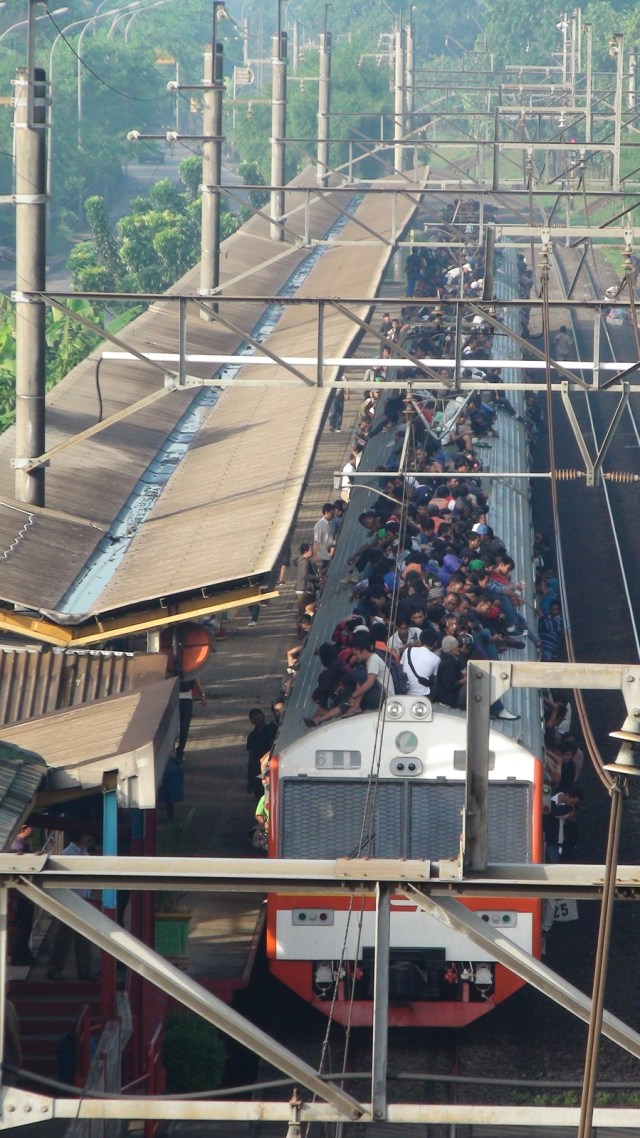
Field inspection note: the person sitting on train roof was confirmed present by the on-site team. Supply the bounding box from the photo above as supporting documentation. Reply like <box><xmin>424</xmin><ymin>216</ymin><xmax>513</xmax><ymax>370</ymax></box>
<box><xmin>387</xmin><ymin>618</ymin><xmax>422</xmax><ymax>656</ymax></box>
<box><xmin>353</xmin><ymin>584</ymin><xmax>390</xmax><ymax>626</ymax></box>
<box><xmin>465</xmin><ymin>396</ymin><xmax>498</xmax><ymax>439</ymax></box>
<box><xmin>285</xmin><ymin>613</ymin><xmax>313</xmax><ymax>671</ymax></box>
<box><xmin>304</xmin><ymin>631</ymin><xmax>392</xmax><ymax>728</ymax></box>
<box><xmin>368</xmin><ymin>390</ymin><xmax>407</xmax><ymax>439</ymax></box>
<box><xmin>436</xmin><ymin>635</ymin><xmax>520</xmax><ymax>721</ymax></box>
<box><xmin>307</xmin><ymin>643</ymin><xmax>356</xmax><ymax>721</ymax></box>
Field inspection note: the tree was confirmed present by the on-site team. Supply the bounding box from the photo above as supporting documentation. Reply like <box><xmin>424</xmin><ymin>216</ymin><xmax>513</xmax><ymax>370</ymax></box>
<box><xmin>67</xmin><ymin>158</ymin><xmax>241</xmax><ymax>294</ymax></box>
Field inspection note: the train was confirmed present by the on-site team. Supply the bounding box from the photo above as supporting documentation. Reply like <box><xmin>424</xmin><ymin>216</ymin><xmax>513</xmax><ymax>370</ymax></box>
<box><xmin>266</xmin><ymin>235</ymin><xmax>545</xmax><ymax>1029</ymax></box>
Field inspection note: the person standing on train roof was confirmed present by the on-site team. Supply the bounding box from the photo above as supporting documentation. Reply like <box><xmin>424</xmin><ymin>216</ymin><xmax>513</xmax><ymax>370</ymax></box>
<box><xmin>293</xmin><ymin>543</ymin><xmax>319</xmax><ymax>617</ymax></box>
<box><xmin>401</xmin><ymin>627</ymin><xmax>440</xmax><ymax>697</ymax></box>
<box><xmin>405</xmin><ymin>248</ymin><xmax>425</xmax><ymax>297</ymax></box>
<box><xmin>552</xmin><ymin>325</ymin><xmax>573</xmax><ymax>361</ymax></box>
<box><xmin>437</xmin><ymin>637</ymin><xmax>519</xmax><ymax>721</ymax></box>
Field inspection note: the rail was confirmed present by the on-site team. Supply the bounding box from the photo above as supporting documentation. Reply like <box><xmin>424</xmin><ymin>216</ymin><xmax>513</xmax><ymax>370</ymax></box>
<box><xmin>542</xmin><ymin>231</ymin><xmax>640</xmax><ymax>788</ymax></box>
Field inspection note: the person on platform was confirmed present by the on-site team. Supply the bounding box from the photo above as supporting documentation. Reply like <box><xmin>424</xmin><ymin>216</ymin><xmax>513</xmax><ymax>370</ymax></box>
<box><xmin>47</xmin><ymin>833</ymin><xmax>96</xmax><ymax>981</ymax></box>
<box><xmin>245</xmin><ymin>709</ymin><xmax>277</xmax><ymax>801</ymax></box>
<box><xmin>9</xmin><ymin>825</ymin><xmax>36</xmax><ymax>967</ymax></box>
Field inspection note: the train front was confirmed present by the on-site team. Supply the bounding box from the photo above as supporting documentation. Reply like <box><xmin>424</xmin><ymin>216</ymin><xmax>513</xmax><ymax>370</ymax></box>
<box><xmin>267</xmin><ymin>698</ymin><xmax>542</xmax><ymax>1028</ymax></box>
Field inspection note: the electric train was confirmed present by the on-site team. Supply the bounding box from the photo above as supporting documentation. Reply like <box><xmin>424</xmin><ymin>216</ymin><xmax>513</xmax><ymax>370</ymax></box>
<box><xmin>265</xmin><ymin>240</ymin><xmax>544</xmax><ymax>1028</ymax></box>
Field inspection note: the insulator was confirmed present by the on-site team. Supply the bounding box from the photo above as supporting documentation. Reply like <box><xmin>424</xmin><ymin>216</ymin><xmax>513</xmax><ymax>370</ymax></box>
<box><xmin>603</xmin><ymin>470</ymin><xmax>640</xmax><ymax>483</ymax></box>
<box><xmin>554</xmin><ymin>469</ymin><xmax>582</xmax><ymax>480</ymax></box>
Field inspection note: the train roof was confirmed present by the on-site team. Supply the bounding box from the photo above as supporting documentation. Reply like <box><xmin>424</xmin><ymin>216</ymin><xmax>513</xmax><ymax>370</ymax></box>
<box><xmin>276</xmin><ymin>244</ymin><xmax>543</xmax><ymax>759</ymax></box>
<box><xmin>277</xmin><ymin>700</ymin><xmax>539</xmax><ymax>781</ymax></box>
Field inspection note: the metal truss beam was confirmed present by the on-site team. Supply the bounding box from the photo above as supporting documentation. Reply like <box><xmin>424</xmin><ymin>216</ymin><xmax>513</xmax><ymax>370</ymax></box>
<box><xmin>403</xmin><ymin>890</ymin><xmax>640</xmax><ymax>1061</ymax></box>
<box><xmin>14</xmin><ymin>883</ymin><xmax>364</xmax><ymax>1121</ymax></box>
<box><xmin>6</xmin><ymin>1090</ymin><xmax>640</xmax><ymax>1129</ymax></box>
<box><xmin>7</xmin><ymin>855</ymin><xmax>640</xmax><ymax>900</ymax></box>
<box><xmin>463</xmin><ymin>661</ymin><xmax>640</xmax><ymax>874</ymax></box>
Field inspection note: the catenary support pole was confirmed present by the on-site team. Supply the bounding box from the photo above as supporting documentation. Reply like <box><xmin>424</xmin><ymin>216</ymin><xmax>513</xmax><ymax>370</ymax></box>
<box><xmin>270</xmin><ymin>5</ymin><xmax>287</xmax><ymax>242</ymax></box>
<box><xmin>393</xmin><ymin>26</ymin><xmax>404</xmax><ymax>174</ymax></box>
<box><xmin>405</xmin><ymin>16</ymin><xmax>415</xmax><ymax>173</ymax></box>
<box><xmin>612</xmin><ymin>33</ymin><xmax>624</xmax><ymax>192</ymax></box>
<box><xmin>13</xmin><ymin>64</ymin><xmax>46</xmax><ymax>506</ymax></box>
<box><xmin>577</xmin><ymin>776</ymin><xmax>626</xmax><ymax>1138</ymax></box>
<box><xmin>200</xmin><ymin>3</ymin><xmax>224</xmax><ymax>321</ymax></box>
<box><xmin>584</xmin><ymin>23</ymin><xmax>593</xmax><ymax>144</ymax></box>
<box><xmin>462</xmin><ymin>663</ymin><xmax>493</xmax><ymax>873</ymax></box>
<box><xmin>317</xmin><ymin>26</ymin><xmax>331</xmax><ymax>186</ymax></box>
<box><xmin>371</xmin><ymin>884</ymin><xmax>390</xmax><ymax>1121</ymax></box>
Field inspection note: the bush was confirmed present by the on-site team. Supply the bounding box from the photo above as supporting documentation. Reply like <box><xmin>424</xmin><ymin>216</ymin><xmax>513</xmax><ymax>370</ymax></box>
<box><xmin>161</xmin><ymin>1010</ymin><xmax>227</xmax><ymax>1093</ymax></box>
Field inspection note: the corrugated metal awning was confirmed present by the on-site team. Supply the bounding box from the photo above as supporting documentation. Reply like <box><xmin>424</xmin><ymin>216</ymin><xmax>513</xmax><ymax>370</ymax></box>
<box><xmin>0</xmin><ymin>679</ymin><xmax>178</xmax><ymax>810</ymax></box>
<box><xmin>0</xmin><ymin>173</ymin><xmax>423</xmax><ymax>632</ymax></box>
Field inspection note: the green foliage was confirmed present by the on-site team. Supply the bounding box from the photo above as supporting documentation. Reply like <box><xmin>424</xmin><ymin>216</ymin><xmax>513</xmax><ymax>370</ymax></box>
<box><xmin>179</xmin><ymin>156</ymin><xmax>203</xmax><ymax>200</ymax></box>
<box><xmin>238</xmin><ymin>161</ymin><xmax>269</xmax><ymax>210</ymax></box>
<box><xmin>68</xmin><ymin>157</ymin><xmax>241</xmax><ymax>294</ymax></box>
<box><xmin>161</xmin><ymin>1010</ymin><xmax>226</xmax><ymax>1094</ymax></box>
<box><xmin>0</xmin><ymin>296</ymin><xmax>103</xmax><ymax>433</ymax></box>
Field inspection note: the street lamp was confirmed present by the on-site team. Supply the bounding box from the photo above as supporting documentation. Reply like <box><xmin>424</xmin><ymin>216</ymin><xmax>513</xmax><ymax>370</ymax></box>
<box><xmin>107</xmin><ymin>1</ymin><xmax>143</xmax><ymax>41</ymax></box>
<box><xmin>124</xmin><ymin>0</ymin><xmax>176</xmax><ymax>44</ymax></box>
<box><xmin>466</xmin><ymin>11</ymin><xmax>487</xmax><ymax>51</ymax></box>
<box><xmin>47</xmin><ymin>4</ymin><xmax>140</xmax><ymax>201</ymax></box>
<box><xmin>577</xmin><ymin>726</ymin><xmax>640</xmax><ymax>1138</ymax></box>
<box><xmin>77</xmin><ymin>2</ymin><xmax>141</xmax><ymax>145</ymax></box>
<box><xmin>0</xmin><ymin>7</ymin><xmax>67</xmax><ymax>47</ymax></box>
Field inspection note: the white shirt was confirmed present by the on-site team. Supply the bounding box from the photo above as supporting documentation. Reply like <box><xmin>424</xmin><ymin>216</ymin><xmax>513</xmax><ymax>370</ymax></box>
<box><xmin>387</xmin><ymin>628</ymin><xmax>422</xmax><ymax>655</ymax></box>
<box><xmin>401</xmin><ymin>646</ymin><xmax>440</xmax><ymax>695</ymax></box>
<box><xmin>366</xmin><ymin>652</ymin><xmax>393</xmax><ymax>692</ymax></box>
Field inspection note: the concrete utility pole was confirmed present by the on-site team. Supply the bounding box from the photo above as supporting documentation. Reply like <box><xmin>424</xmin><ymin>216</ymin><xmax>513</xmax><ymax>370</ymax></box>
<box><xmin>611</xmin><ymin>32</ymin><xmax>624</xmax><ymax>192</ymax></box>
<box><xmin>628</xmin><ymin>47</ymin><xmax>637</xmax><ymax>110</ymax></box>
<box><xmin>13</xmin><ymin>57</ymin><xmax>46</xmax><ymax>506</ymax></box>
<box><xmin>316</xmin><ymin>16</ymin><xmax>331</xmax><ymax>186</ymax></box>
<box><xmin>405</xmin><ymin>12</ymin><xmax>415</xmax><ymax>170</ymax></box>
<box><xmin>584</xmin><ymin>22</ymin><xmax>593</xmax><ymax>144</ymax></box>
<box><xmin>200</xmin><ymin>2</ymin><xmax>224</xmax><ymax>320</ymax></box>
<box><xmin>393</xmin><ymin>25</ymin><xmax>404</xmax><ymax>174</ymax></box>
<box><xmin>291</xmin><ymin>16</ymin><xmax>299</xmax><ymax>76</ymax></box>
<box><xmin>270</xmin><ymin>2</ymin><xmax>287</xmax><ymax>241</ymax></box>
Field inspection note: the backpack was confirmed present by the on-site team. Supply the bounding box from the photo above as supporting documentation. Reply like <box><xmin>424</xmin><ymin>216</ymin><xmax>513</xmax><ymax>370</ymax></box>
<box><xmin>375</xmin><ymin>648</ymin><xmax>410</xmax><ymax>695</ymax></box>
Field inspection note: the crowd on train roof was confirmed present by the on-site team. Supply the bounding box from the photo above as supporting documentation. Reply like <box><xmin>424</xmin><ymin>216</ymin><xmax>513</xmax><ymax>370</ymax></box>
<box><xmin>248</xmin><ymin>213</ymin><xmax>584</xmax><ymax>866</ymax></box>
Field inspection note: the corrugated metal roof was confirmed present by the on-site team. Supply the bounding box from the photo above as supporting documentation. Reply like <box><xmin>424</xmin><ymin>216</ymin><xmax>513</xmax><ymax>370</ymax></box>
<box><xmin>0</xmin><ymin>645</ymin><xmax>166</xmax><ymax>726</ymax></box>
<box><xmin>0</xmin><ymin>741</ymin><xmax>46</xmax><ymax>850</ymax></box>
<box><xmin>0</xmin><ymin>678</ymin><xmax>177</xmax><ymax>810</ymax></box>
<box><xmin>0</xmin><ymin>172</ymin><xmax>423</xmax><ymax>625</ymax></box>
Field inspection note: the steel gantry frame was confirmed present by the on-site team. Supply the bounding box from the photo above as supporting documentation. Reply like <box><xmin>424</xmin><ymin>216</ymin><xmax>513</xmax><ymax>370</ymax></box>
<box><xmin>0</xmin><ymin>662</ymin><xmax>640</xmax><ymax>1129</ymax></box>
